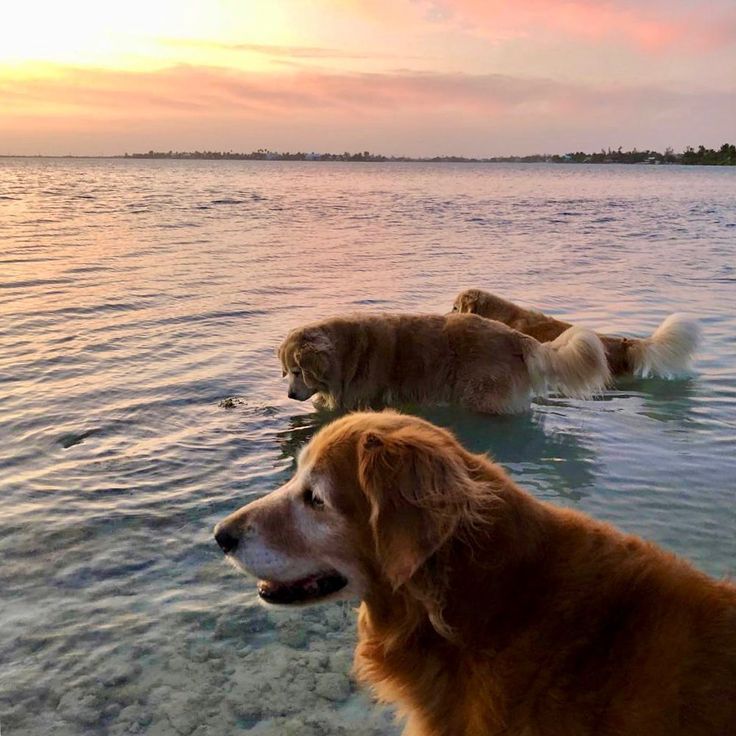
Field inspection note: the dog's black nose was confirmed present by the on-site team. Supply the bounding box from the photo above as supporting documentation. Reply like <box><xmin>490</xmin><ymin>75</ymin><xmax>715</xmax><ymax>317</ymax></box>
<box><xmin>214</xmin><ymin>525</ymin><xmax>239</xmax><ymax>554</ymax></box>
<box><xmin>287</xmin><ymin>389</ymin><xmax>297</xmax><ymax>399</ymax></box>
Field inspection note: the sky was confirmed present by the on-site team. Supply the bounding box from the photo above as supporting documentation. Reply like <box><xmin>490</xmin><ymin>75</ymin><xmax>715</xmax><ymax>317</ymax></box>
<box><xmin>1</xmin><ymin>0</ymin><xmax>734</xmax><ymax>156</ymax></box>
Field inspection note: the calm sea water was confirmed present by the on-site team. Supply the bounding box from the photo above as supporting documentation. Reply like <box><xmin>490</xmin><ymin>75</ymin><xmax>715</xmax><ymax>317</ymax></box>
<box><xmin>1</xmin><ymin>159</ymin><xmax>734</xmax><ymax>735</ymax></box>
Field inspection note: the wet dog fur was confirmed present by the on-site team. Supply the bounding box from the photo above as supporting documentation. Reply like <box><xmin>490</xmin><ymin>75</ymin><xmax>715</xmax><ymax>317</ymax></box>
<box><xmin>278</xmin><ymin>312</ymin><xmax>610</xmax><ymax>414</ymax></box>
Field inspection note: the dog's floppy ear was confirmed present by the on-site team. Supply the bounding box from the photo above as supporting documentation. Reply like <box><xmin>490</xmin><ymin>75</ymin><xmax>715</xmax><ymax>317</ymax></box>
<box><xmin>358</xmin><ymin>424</ymin><xmax>475</xmax><ymax>590</ymax></box>
<box><xmin>296</xmin><ymin>340</ymin><xmax>330</xmax><ymax>387</ymax></box>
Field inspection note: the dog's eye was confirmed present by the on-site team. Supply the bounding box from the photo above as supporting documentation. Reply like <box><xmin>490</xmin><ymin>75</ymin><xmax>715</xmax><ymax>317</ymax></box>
<box><xmin>452</xmin><ymin>305</ymin><xmax>458</xmax><ymax>312</ymax></box>
<box><xmin>291</xmin><ymin>369</ymin><xmax>301</xmax><ymax>376</ymax></box>
<box><xmin>302</xmin><ymin>487</ymin><xmax>324</xmax><ymax>510</ymax></box>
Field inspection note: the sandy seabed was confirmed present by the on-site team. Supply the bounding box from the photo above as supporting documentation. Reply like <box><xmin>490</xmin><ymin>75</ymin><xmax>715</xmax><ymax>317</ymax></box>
<box><xmin>5</xmin><ymin>601</ymin><xmax>400</xmax><ymax>735</ymax></box>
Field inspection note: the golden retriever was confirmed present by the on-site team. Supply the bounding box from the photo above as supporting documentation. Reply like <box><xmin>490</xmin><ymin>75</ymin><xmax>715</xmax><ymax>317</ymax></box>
<box><xmin>278</xmin><ymin>312</ymin><xmax>609</xmax><ymax>414</ymax></box>
<box><xmin>214</xmin><ymin>411</ymin><xmax>736</xmax><ymax>736</ymax></box>
<box><xmin>452</xmin><ymin>289</ymin><xmax>701</xmax><ymax>378</ymax></box>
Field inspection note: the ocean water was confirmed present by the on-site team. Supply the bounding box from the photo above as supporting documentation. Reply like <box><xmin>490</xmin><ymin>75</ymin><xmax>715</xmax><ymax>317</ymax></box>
<box><xmin>0</xmin><ymin>159</ymin><xmax>734</xmax><ymax>735</ymax></box>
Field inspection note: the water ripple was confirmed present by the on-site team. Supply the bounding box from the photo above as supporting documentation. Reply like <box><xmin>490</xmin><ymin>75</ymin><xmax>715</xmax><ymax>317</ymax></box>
<box><xmin>0</xmin><ymin>159</ymin><xmax>734</xmax><ymax>736</ymax></box>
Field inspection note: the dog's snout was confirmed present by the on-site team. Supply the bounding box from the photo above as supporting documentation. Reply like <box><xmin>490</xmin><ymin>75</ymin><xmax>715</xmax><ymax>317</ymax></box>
<box><xmin>288</xmin><ymin>389</ymin><xmax>297</xmax><ymax>399</ymax></box>
<box><xmin>214</xmin><ymin>524</ymin><xmax>239</xmax><ymax>554</ymax></box>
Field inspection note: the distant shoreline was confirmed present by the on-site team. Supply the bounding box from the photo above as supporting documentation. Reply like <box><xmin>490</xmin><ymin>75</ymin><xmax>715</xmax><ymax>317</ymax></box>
<box><xmin>1</xmin><ymin>144</ymin><xmax>734</xmax><ymax>166</ymax></box>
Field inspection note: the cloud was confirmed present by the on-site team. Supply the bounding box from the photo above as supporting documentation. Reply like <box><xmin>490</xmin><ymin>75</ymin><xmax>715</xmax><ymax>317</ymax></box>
<box><xmin>334</xmin><ymin>0</ymin><xmax>736</xmax><ymax>53</ymax></box>
<box><xmin>1</xmin><ymin>63</ymin><xmax>734</xmax><ymax>155</ymax></box>
<box><xmin>441</xmin><ymin>0</ymin><xmax>736</xmax><ymax>51</ymax></box>
<box><xmin>160</xmin><ymin>39</ymin><xmax>378</xmax><ymax>60</ymax></box>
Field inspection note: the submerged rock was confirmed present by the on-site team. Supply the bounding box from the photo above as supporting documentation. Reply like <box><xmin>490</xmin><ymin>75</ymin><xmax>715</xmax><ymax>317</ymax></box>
<box><xmin>218</xmin><ymin>397</ymin><xmax>245</xmax><ymax>409</ymax></box>
<box><xmin>277</xmin><ymin>620</ymin><xmax>309</xmax><ymax>649</ymax></box>
<box><xmin>314</xmin><ymin>672</ymin><xmax>351</xmax><ymax>702</ymax></box>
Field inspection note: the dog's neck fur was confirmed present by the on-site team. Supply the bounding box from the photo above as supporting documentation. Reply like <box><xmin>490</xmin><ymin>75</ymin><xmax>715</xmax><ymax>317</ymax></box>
<box><xmin>355</xmin><ymin>476</ymin><xmax>554</xmax><ymax>734</ymax></box>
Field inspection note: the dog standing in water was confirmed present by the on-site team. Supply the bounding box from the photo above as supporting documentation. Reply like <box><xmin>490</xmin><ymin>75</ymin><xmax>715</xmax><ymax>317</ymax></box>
<box><xmin>452</xmin><ymin>288</ymin><xmax>701</xmax><ymax>378</ymax></box>
<box><xmin>278</xmin><ymin>312</ymin><xmax>609</xmax><ymax>414</ymax></box>
<box><xmin>214</xmin><ymin>411</ymin><xmax>736</xmax><ymax>736</ymax></box>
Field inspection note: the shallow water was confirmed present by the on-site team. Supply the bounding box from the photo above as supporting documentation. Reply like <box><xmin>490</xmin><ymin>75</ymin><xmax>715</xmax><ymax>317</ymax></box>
<box><xmin>0</xmin><ymin>159</ymin><xmax>734</xmax><ymax>735</ymax></box>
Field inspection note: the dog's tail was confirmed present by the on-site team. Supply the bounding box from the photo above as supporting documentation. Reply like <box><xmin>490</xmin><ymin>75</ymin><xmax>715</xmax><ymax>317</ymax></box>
<box><xmin>523</xmin><ymin>326</ymin><xmax>610</xmax><ymax>399</ymax></box>
<box><xmin>625</xmin><ymin>314</ymin><xmax>701</xmax><ymax>379</ymax></box>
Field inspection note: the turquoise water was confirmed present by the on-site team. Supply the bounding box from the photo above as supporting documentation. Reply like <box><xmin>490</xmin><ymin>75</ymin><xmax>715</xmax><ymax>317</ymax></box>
<box><xmin>0</xmin><ymin>159</ymin><xmax>734</xmax><ymax>735</ymax></box>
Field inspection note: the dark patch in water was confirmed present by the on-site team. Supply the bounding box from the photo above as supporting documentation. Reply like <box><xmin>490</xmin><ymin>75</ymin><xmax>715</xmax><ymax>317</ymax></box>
<box><xmin>59</xmin><ymin>429</ymin><xmax>99</xmax><ymax>449</ymax></box>
<box><xmin>353</xmin><ymin>298</ymin><xmax>392</xmax><ymax>306</ymax></box>
<box><xmin>219</xmin><ymin>397</ymin><xmax>245</xmax><ymax>409</ymax></box>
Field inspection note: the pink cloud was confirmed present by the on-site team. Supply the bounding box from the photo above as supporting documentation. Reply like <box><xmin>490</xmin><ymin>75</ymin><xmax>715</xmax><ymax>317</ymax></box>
<box><xmin>1</xmin><ymin>64</ymin><xmax>733</xmax><ymax>155</ymax></box>
<box><xmin>335</xmin><ymin>0</ymin><xmax>736</xmax><ymax>52</ymax></box>
<box><xmin>453</xmin><ymin>0</ymin><xmax>735</xmax><ymax>51</ymax></box>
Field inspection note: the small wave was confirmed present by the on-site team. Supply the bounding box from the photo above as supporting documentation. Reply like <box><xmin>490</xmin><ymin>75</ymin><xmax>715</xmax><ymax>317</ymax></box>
<box><xmin>0</xmin><ymin>277</ymin><xmax>73</xmax><ymax>290</ymax></box>
<box><xmin>352</xmin><ymin>298</ymin><xmax>393</xmax><ymax>306</ymax></box>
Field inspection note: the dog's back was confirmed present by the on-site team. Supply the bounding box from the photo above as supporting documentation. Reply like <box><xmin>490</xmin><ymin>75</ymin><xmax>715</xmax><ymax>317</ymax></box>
<box><xmin>518</xmin><ymin>507</ymin><xmax>736</xmax><ymax>736</ymax></box>
<box><xmin>313</xmin><ymin>312</ymin><xmax>535</xmax><ymax>412</ymax></box>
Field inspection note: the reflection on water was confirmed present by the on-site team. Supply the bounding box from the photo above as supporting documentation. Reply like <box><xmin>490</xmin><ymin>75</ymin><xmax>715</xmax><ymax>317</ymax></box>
<box><xmin>275</xmin><ymin>403</ymin><xmax>602</xmax><ymax>501</ymax></box>
<box><xmin>0</xmin><ymin>159</ymin><xmax>734</xmax><ymax>735</ymax></box>
<box><xmin>275</xmin><ymin>410</ymin><xmax>336</xmax><ymax>469</ymax></box>
<box><xmin>417</xmin><ymin>405</ymin><xmax>601</xmax><ymax>501</ymax></box>
<box><xmin>610</xmin><ymin>377</ymin><xmax>700</xmax><ymax>426</ymax></box>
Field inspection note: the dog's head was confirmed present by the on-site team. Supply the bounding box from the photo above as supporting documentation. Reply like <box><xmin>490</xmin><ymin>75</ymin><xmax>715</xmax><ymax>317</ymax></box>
<box><xmin>214</xmin><ymin>411</ymin><xmax>488</xmax><ymax>607</ymax></box>
<box><xmin>451</xmin><ymin>288</ymin><xmax>483</xmax><ymax>315</ymax></box>
<box><xmin>278</xmin><ymin>327</ymin><xmax>333</xmax><ymax>402</ymax></box>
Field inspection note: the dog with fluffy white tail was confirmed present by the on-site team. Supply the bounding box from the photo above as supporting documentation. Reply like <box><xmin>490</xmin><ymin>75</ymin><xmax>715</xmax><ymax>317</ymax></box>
<box><xmin>452</xmin><ymin>289</ymin><xmax>701</xmax><ymax>378</ymax></box>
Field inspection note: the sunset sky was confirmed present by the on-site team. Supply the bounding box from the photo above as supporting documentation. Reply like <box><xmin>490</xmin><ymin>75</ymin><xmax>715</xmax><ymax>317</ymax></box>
<box><xmin>2</xmin><ymin>0</ymin><xmax>735</xmax><ymax>156</ymax></box>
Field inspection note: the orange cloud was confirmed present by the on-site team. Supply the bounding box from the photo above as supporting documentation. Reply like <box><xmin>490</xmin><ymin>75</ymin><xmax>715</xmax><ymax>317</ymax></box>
<box><xmin>160</xmin><ymin>39</ymin><xmax>377</xmax><ymax>60</ymax></box>
<box><xmin>0</xmin><ymin>64</ymin><xmax>593</xmax><ymax>120</ymax></box>
<box><xmin>1</xmin><ymin>63</ymin><xmax>734</xmax><ymax>156</ymax></box>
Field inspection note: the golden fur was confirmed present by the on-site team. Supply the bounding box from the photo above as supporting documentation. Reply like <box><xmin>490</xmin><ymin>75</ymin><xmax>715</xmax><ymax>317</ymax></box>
<box><xmin>278</xmin><ymin>312</ymin><xmax>610</xmax><ymax>414</ymax></box>
<box><xmin>215</xmin><ymin>411</ymin><xmax>736</xmax><ymax>736</ymax></box>
<box><xmin>453</xmin><ymin>289</ymin><xmax>701</xmax><ymax>378</ymax></box>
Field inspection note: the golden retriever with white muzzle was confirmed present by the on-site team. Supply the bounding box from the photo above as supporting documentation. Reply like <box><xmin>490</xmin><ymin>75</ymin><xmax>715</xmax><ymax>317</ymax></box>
<box><xmin>278</xmin><ymin>312</ymin><xmax>609</xmax><ymax>414</ymax></box>
<box><xmin>214</xmin><ymin>411</ymin><xmax>736</xmax><ymax>736</ymax></box>
<box><xmin>452</xmin><ymin>288</ymin><xmax>701</xmax><ymax>378</ymax></box>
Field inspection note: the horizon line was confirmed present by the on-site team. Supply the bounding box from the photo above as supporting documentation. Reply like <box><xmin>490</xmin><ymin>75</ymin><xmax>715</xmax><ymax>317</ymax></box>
<box><xmin>1</xmin><ymin>143</ymin><xmax>734</xmax><ymax>166</ymax></box>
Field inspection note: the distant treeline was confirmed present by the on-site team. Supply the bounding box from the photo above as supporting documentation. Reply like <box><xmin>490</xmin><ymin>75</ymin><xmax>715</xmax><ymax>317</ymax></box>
<box><xmin>124</xmin><ymin>144</ymin><xmax>735</xmax><ymax>165</ymax></box>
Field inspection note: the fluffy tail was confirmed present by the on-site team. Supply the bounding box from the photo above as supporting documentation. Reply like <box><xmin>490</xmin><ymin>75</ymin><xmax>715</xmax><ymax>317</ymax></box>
<box><xmin>523</xmin><ymin>326</ymin><xmax>610</xmax><ymax>399</ymax></box>
<box><xmin>627</xmin><ymin>314</ymin><xmax>701</xmax><ymax>378</ymax></box>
